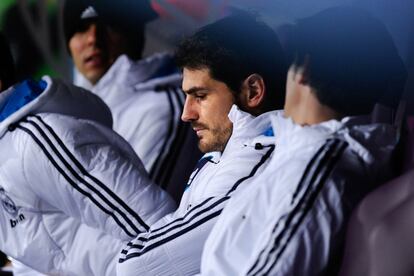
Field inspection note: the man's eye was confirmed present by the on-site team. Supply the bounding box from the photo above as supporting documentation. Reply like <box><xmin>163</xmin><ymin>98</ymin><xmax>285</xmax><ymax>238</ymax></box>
<box><xmin>76</xmin><ymin>20</ymin><xmax>95</xmax><ymax>33</ymax></box>
<box><xmin>195</xmin><ymin>94</ymin><xmax>206</xmax><ymax>100</ymax></box>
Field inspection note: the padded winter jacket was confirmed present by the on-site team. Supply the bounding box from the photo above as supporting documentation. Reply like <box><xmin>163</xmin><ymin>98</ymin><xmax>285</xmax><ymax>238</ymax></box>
<box><xmin>200</xmin><ymin>112</ymin><xmax>398</xmax><ymax>276</ymax></box>
<box><xmin>0</xmin><ymin>76</ymin><xmax>175</xmax><ymax>276</ymax></box>
<box><xmin>117</xmin><ymin>106</ymin><xmax>277</xmax><ymax>275</ymax></box>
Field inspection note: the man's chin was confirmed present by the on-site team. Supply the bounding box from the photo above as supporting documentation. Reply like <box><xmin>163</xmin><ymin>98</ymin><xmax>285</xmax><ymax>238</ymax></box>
<box><xmin>198</xmin><ymin>139</ymin><xmax>225</xmax><ymax>153</ymax></box>
<box><xmin>198</xmin><ymin>138</ymin><xmax>215</xmax><ymax>153</ymax></box>
<box><xmin>85</xmin><ymin>68</ymin><xmax>109</xmax><ymax>84</ymax></box>
<box><xmin>197</xmin><ymin>141</ymin><xmax>210</xmax><ymax>153</ymax></box>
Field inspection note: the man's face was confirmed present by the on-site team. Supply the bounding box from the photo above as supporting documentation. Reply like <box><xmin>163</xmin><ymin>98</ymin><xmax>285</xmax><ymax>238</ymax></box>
<box><xmin>181</xmin><ymin>68</ymin><xmax>235</xmax><ymax>153</ymax></box>
<box><xmin>68</xmin><ymin>21</ymin><xmax>127</xmax><ymax>85</ymax></box>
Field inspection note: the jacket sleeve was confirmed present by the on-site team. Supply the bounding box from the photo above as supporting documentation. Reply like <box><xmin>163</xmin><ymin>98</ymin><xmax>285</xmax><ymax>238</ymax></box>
<box><xmin>18</xmin><ymin>114</ymin><xmax>175</xmax><ymax>240</ymax></box>
<box><xmin>116</xmin><ymin>199</ymin><xmax>224</xmax><ymax>276</ymax></box>
<box><xmin>249</xmin><ymin>192</ymin><xmax>346</xmax><ymax>276</ymax></box>
<box><xmin>11</xmin><ymin>215</ymin><xmax>123</xmax><ymax>276</ymax></box>
<box><xmin>116</xmin><ymin>157</ymin><xmax>246</xmax><ymax>275</ymax></box>
<box><xmin>116</xmin><ymin>145</ymin><xmax>275</xmax><ymax>275</ymax></box>
<box><xmin>243</xmin><ymin>154</ymin><xmax>369</xmax><ymax>276</ymax></box>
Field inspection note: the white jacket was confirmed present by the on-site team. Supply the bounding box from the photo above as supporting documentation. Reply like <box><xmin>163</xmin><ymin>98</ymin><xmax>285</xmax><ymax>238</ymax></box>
<box><xmin>75</xmin><ymin>53</ymin><xmax>201</xmax><ymax>198</ymax></box>
<box><xmin>117</xmin><ymin>106</ymin><xmax>277</xmax><ymax>275</ymax></box>
<box><xmin>200</xmin><ymin>112</ymin><xmax>398</xmax><ymax>276</ymax></box>
<box><xmin>0</xmin><ymin>76</ymin><xmax>175</xmax><ymax>276</ymax></box>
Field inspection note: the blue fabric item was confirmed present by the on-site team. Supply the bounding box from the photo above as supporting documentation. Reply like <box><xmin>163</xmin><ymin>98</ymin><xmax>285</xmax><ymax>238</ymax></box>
<box><xmin>0</xmin><ymin>79</ymin><xmax>46</xmax><ymax>122</ymax></box>
<box><xmin>263</xmin><ymin>126</ymin><xmax>274</xmax><ymax>137</ymax></box>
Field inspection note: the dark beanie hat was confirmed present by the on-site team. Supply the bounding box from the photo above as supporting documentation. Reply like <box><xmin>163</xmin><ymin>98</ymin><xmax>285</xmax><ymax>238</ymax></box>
<box><xmin>63</xmin><ymin>0</ymin><xmax>158</xmax><ymax>45</ymax></box>
<box><xmin>85</xmin><ymin>0</ymin><xmax>158</xmax><ymax>33</ymax></box>
<box><xmin>63</xmin><ymin>0</ymin><xmax>99</xmax><ymax>46</ymax></box>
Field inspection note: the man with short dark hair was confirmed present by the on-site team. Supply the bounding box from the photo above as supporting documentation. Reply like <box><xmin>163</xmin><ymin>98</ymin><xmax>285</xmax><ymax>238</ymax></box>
<box><xmin>117</xmin><ymin>11</ymin><xmax>287</xmax><ymax>275</ymax></box>
<box><xmin>200</xmin><ymin>6</ymin><xmax>406</xmax><ymax>276</ymax></box>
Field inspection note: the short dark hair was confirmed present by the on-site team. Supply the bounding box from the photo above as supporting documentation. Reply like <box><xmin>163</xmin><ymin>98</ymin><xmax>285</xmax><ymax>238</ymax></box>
<box><xmin>0</xmin><ymin>250</ymin><xmax>8</xmax><ymax>267</ymax></box>
<box><xmin>0</xmin><ymin>33</ymin><xmax>16</xmax><ymax>90</ymax></box>
<box><xmin>290</xmin><ymin>6</ymin><xmax>406</xmax><ymax>115</ymax></box>
<box><xmin>175</xmin><ymin>10</ymin><xmax>287</xmax><ymax>113</ymax></box>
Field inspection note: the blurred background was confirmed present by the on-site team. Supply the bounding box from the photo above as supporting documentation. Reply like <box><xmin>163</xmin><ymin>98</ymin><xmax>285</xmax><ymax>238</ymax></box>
<box><xmin>1</xmin><ymin>0</ymin><xmax>413</xmax><ymax>91</ymax></box>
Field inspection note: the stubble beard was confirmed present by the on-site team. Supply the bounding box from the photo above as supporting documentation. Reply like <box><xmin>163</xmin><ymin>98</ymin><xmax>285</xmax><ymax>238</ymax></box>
<box><xmin>198</xmin><ymin>125</ymin><xmax>233</xmax><ymax>153</ymax></box>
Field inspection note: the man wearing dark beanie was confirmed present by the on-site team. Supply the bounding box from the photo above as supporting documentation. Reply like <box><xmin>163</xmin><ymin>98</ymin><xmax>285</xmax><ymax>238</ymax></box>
<box><xmin>63</xmin><ymin>0</ymin><xmax>200</xmax><ymax>202</ymax></box>
<box><xmin>0</xmin><ymin>29</ymin><xmax>176</xmax><ymax>276</ymax></box>
<box><xmin>63</xmin><ymin>0</ymin><xmax>150</xmax><ymax>84</ymax></box>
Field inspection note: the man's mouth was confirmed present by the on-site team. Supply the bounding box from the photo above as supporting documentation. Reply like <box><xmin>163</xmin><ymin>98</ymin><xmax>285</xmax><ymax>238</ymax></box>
<box><xmin>193</xmin><ymin>128</ymin><xmax>204</xmax><ymax>136</ymax></box>
<box><xmin>84</xmin><ymin>53</ymin><xmax>104</xmax><ymax>67</ymax></box>
<box><xmin>192</xmin><ymin>124</ymin><xmax>208</xmax><ymax>137</ymax></box>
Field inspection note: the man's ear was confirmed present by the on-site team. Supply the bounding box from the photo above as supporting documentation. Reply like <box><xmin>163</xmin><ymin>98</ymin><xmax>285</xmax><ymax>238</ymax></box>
<box><xmin>240</xmin><ymin>74</ymin><xmax>266</xmax><ymax>113</ymax></box>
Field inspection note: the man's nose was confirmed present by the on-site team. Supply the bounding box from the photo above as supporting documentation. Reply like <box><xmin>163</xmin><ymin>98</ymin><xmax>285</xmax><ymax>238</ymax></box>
<box><xmin>85</xmin><ymin>23</ymin><xmax>98</xmax><ymax>45</ymax></box>
<box><xmin>181</xmin><ymin>98</ymin><xmax>198</xmax><ymax>122</ymax></box>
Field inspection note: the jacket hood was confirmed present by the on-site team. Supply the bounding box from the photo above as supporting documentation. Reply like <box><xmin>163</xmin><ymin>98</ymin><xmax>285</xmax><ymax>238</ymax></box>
<box><xmin>339</xmin><ymin>116</ymin><xmax>398</xmax><ymax>176</ymax></box>
<box><xmin>131</xmin><ymin>52</ymin><xmax>182</xmax><ymax>91</ymax></box>
<box><xmin>0</xmin><ymin>76</ymin><xmax>112</xmax><ymax>137</ymax></box>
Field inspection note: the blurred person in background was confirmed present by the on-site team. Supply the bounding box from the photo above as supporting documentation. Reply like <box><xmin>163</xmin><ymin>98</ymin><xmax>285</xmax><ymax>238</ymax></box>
<box><xmin>63</xmin><ymin>0</ymin><xmax>201</xmax><ymax>202</ymax></box>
